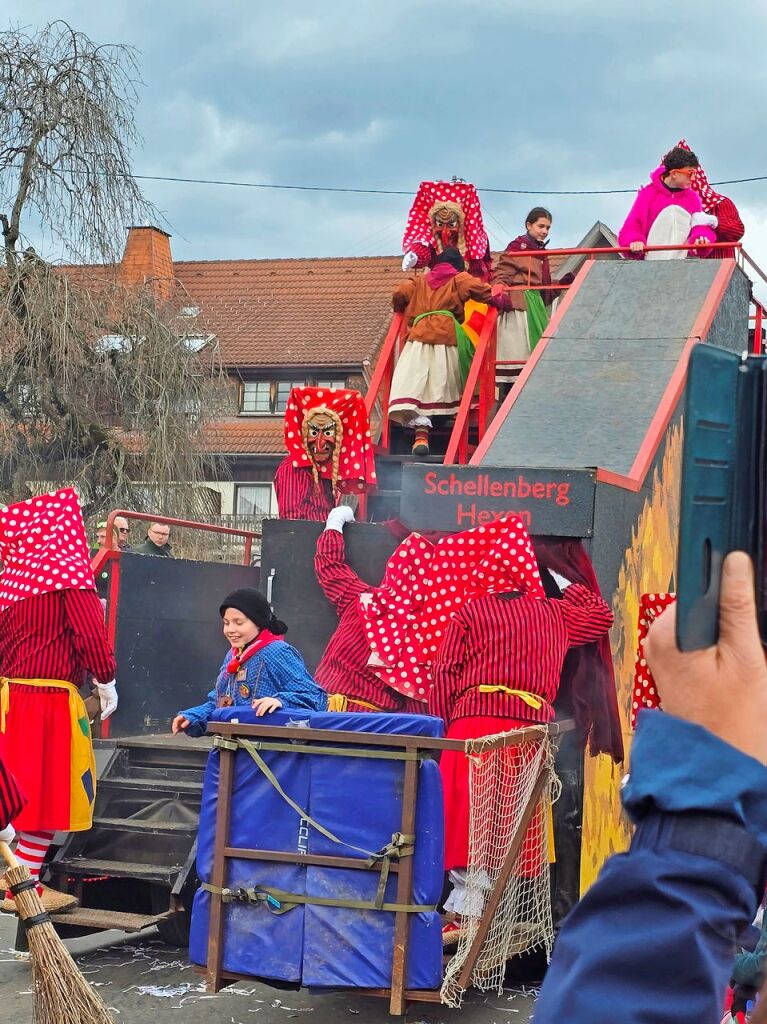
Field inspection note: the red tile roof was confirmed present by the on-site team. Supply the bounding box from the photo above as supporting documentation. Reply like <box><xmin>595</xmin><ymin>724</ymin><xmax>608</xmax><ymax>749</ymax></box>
<box><xmin>173</xmin><ymin>255</ymin><xmax>402</xmax><ymax>370</ymax></box>
<box><xmin>201</xmin><ymin>418</ymin><xmax>284</xmax><ymax>455</ymax></box>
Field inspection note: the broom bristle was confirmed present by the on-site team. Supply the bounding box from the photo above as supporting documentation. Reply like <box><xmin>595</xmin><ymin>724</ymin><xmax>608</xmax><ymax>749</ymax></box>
<box><xmin>6</xmin><ymin>863</ymin><xmax>115</xmax><ymax>1024</ymax></box>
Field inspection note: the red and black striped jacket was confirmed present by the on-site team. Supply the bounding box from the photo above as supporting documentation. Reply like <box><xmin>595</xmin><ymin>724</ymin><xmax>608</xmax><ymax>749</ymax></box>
<box><xmin>0</xmin><ymin>756</ymin><xmax>25</xmax><ymax>829</ymax></box>
<box><xmin>429</xmin><ymin>585</ymin><xmax>613</xmax><ymax>727</ymax></box>
<box><xmin>274</xmin><ymin>456</ymin><xmax>334</xmax><ymax>522</ymax></box>
<box><xmin>314</xmin><ymin>530</ymin><xmax>424</xmax><ymax>713</ymax></box>
<box><xmin>0</xmin><ymin>589</ymin><xmax>116</xmax><ymax>685</ymax></box>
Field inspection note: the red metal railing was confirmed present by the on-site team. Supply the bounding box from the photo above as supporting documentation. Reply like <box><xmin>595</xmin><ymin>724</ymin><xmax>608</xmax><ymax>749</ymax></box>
<box><xmin>91</xmin><ymin>509</ymin><xmax>261</xmax><ymax>737</ymax></box>
<box><xmin>364</xmin><ymin>242</ymin><xmax>756</xmax><ymax>468</ymax></box>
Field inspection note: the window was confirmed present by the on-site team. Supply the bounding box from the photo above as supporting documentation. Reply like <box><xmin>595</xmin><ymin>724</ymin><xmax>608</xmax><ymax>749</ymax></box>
<box><xmin>236</xmin><ymin>484</ymin><xmax>273</xmax><ymax>517</ymax></box>
<box><xmin>240</xmin><ymin>380</ymin><xmax>305</xmax><ymax>415</ymax></box>
<box><xmin>315</xmin><ymin>379</ymin><xmax>346</xmax><ymax>390</ymax></box>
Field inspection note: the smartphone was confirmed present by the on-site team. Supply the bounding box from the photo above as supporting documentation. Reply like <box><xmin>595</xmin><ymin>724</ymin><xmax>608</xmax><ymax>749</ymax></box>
<box><xmin>676</xmin><ymin>344</ymin><xmax>767</xmax><ymax>650</ymax></box>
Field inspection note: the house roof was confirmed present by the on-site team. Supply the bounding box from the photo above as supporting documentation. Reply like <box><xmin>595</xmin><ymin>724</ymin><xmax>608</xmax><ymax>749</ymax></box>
<box><xmin>201</xmin><ymin>418</ymin><xmax>285</xmax><ymax>456</ymax></box>
<box><xmin>173</xmin><ymin>255</ymin><xmax>402</xmax><ymax>370</ymax></box>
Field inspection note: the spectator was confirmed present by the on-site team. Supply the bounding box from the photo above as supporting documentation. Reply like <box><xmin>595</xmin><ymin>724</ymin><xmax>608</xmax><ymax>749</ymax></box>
<box><xmin>114</xmin><ymin>515</ymin><xmax>132</xmax><ymax>551</ymax></box>
<box><xmin>618</xmin><ymin>144</ymin><xmax>718</xmax><ymax>260</ymax></box>
<box><xmin>533</xmin><ymin>551</ymin><xmax>767</xmax><ymax>1023</ymax></box>
<box><xmin>134</xmin><ymin>522</ymin><xmax>174</xmax><ymax>557</ymax></box>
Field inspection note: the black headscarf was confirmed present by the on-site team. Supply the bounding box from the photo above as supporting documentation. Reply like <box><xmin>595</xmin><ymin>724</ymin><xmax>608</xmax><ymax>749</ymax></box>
<box><xmin>434</xmin><ymin>246</ymin><xmax>465</xmax><ymax>272</ymax></box>
<box><xmin>219</xmin><ymin>588</ymin><xmax>288</xmax><ymax>635</ymax></box>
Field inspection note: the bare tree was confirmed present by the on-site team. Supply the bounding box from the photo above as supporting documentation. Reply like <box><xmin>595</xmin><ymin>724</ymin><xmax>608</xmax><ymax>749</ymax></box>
<box><xmin>0</xmin><ymin>22</ymin><xmax>225</xmax><ymax>520</ymax></box>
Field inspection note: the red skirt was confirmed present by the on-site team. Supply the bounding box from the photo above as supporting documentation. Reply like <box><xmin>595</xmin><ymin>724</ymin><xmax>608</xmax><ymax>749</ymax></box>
<box><xmin>0</xmin><ymin>680</ymin><xmax>95</xmax><ymax>832</ymax></box>
<box><xmin>440</xmin><ymin>715</ymin><xmax>544</xmax><ymax>874</ymax></box>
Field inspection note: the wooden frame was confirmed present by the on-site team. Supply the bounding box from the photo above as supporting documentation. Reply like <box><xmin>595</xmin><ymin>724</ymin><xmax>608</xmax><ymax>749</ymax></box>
<box><xmin>202</xmin><ymin>719</ymin><xmax>572</xmax><ymax>1015</ymax></box>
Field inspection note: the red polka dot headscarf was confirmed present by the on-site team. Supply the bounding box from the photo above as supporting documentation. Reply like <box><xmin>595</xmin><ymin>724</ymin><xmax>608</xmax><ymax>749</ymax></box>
<box><xmin>0</xmin><ymin>488</ymin><xmax>96</xmax><ymax>610</ymax></box>
<box><xmin>359</xmin><ymin>533</ymin><xmax>436</xmax><ymax>703</ymax></box>
<box><xmin>674</xmin><ymin>139</ymin><xmax>725</xmax><ymax>213</ymax></box>
<box><xmin>402</xmin><ymin>181</ymin><xmax>489</xmax><ymax>261</ymax></box>
<box><xmin>283</xmin><ymin>386</ymin><xmax>377</xmax><ymax>496</ymax></box>
<box><xmin>358</xmin><ymin>516</ymin><xmax>545</xmax><ymax>703</ymax></box>
<box><xmin>631</xmin><ymin>592</ymin><xmax>676</xmax><ymax>727</ymax></box>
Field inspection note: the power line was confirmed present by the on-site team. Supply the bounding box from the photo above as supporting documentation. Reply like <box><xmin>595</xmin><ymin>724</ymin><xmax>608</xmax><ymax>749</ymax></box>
<box><xmin>132</xmin><ymin>171</ymin><xmax>767</xmax><ymax>197</ymax></box>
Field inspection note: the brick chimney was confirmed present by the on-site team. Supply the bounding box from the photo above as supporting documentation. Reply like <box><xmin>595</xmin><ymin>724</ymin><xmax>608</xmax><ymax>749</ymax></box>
<box><xmin>120</xmin><ymin>226</ymin><xmax>174</xmax><ymax>301</ymax></box>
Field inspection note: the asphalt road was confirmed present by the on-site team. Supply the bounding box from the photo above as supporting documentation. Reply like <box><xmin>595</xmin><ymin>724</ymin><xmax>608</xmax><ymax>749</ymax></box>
<box><xmin>0</xmin><ymin>914</ymin><xmax>538</xmax><ymax>1024</ymax></box>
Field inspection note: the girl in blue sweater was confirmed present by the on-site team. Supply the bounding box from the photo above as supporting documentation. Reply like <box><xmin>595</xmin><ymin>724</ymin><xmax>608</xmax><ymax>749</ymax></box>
<box><xmin>172</xmin><ymin>588</ymin><xmax>327</xmax><ymax>737</ymax></box>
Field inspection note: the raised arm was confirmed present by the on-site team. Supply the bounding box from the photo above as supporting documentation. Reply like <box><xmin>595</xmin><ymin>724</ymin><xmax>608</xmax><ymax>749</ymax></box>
<box><xmin>314</xmin><ymin>513</ymin><xmax>369</xmax><ymax>616</ymax></box>
<box><xmin>555</xmin><ymin>579</ymin><xmax>614</xmax><ymax>647</ymax></box>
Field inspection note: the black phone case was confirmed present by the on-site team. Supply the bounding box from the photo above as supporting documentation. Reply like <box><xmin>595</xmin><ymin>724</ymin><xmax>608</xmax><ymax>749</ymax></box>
<box><xmin>677</xmin><ymin>345</ymin><xmax>766</xmax><ymax>650</ymax></box>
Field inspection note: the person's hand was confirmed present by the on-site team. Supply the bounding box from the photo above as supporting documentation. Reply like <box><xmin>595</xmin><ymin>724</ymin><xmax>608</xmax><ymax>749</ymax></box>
<box><xmin>251</xmin><ymin>696</ymin><xmax>283</xmax><ymax>717</ymax></box>
<box><xmin>325</xmin><ymin>506</ymin><xmax>355</xmax><ymax>533</ymax></box>
<box><xmin>94</xmin><ymin>680</ymin><xmax>118</xmax><ymax>720</ymax></box>
<box><xmin>692</xmin><ymin>235</ymin><xmax>709</xmax><ymax>246</ymax></box>
<box><xmin>172</xmin><ymin>714</ymin><xmax>190</xmax><ymax>734</ymax></box>
<box><xmin>0</xmin><ymin>823</ymin><xmax>15</xmax><ymax>844</ymax></box>
<box><xmin>401</xmin><ymin>251</ymin><xmax>418</xmax><ymax>271</ymax></box>
<box><xmin>645</xmin><ymin>551</ymin><xmax>767</xmax><ymax>765</ymax></box>
<box><xmin>629</xmin><ymin>241</ymin><xmax>645</xmax><ymax>253</ymax></box>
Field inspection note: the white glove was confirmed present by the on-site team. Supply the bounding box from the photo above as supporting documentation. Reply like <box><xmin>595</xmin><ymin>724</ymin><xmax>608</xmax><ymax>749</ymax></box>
<box><xmin>690</xmin><ymin>211</ymin><xmax>718</xmax><ymax>230</ymax></box>
<box><xmin>0</xmin><ymin>823</ymin><xmax>15</xmax><ymax>844</ymax></box>
<box><xmin>549</xmin><ymin>570</ymin><xmax>571</xmax><ymax>592</ymax></box>
<box><xmin>401</xmin><ymin>251</ymin><xmax>418</xmax><ymax>271</ymax></box>
<box><xmin>325</xmin><ymin>506</ymin><xmax>355</xmax><ymax>533</ymax></box>
<box><xmin>94</xmin><ymin>680</ymin><xmax>119</xmax><ymax>721</ymax></box>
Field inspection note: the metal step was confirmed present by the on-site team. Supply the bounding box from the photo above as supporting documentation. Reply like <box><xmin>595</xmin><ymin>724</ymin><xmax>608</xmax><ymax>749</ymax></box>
<box><xmin>47</xmin><ymin>907</ymin><xmax>171</xmax><ymax>932</ymax></box>
<box><xmin>92</xmin><ymin>817</ymin><xmax>198</xmax><ymax>836</ymax></box>
<box><xmin>55</xmin><ymin>857</ymin><xmax>181</xmax><ymax>884</ymax></box>
<box><xmin>99</xmin><ymin>776</ymin><xmax>203</xmax><ymax>795</ymax></box>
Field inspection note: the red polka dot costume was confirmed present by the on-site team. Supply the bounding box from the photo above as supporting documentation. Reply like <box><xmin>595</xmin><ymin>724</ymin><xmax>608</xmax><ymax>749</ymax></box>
<box><xmin>402</xmin><ymin>181</ymin><xmax>491</xmax><ymax>280</ymax></box>
<box><xmin>276</xmin><ymin>387</ymin><xmax>377</xmax><ymax>521</ymax></box>
<box><xmin>0</xmin><ymin>488</ymin><xmax>115</xmax><ymax>896</ymax></box>
<box><xmin>631</xmin><ymin>593</ymin><xmax>675</xmax><ymax>728</ymax></box>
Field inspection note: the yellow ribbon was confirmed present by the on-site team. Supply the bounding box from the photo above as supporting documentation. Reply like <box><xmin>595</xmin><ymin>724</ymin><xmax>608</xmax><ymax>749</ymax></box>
<box><xmin>477</xmin><ymin>685</ymin><xmax>547</xmax><ymax>711</ymax></box>
<box><xmin>327</xmin><ymin>693</ymin><xmax>382</xmax><ymax>713</ymax></box>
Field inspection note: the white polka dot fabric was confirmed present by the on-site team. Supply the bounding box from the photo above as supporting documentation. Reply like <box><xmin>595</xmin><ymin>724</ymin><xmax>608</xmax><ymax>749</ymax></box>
<box><xmin>402</xmin><ymin>181</ymin><xmax>489</xmax><ymax>259</ymax></box>
<box><xmin>631</xmin><ymin>593</ymin><xmax>675</xmax><ymax>727</ymax></box>
<box><xmin>283</xmin><ymin>386</ymin><xmax>377</xmax><ymax>495</ymax></box>
<box><xmin>0</xmin><ymin>487</ymin><xmax>96</xmax><ymax>611</ymax></box>
<box><xmin>358</xmin><ymin>516</ymin><xmax>545</xmax><ymax>703</ymax></box>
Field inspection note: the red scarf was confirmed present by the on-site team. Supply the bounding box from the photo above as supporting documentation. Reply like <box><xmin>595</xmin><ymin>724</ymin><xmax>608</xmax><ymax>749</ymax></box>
<box><xmin>226</xmin><ymin>629</ymin><xmax>280</xmax><ymax>674</ymax></box>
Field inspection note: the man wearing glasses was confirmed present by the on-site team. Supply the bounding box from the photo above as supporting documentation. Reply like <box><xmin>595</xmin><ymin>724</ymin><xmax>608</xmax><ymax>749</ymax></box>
<box><xmin>114</xmin><ymin>516</ymin><xmax>131</xmax><ymax>551</ymax></box>
<box><xmin>134</xmin><ymin>522</ymin><xmax>174</xmax><ymax>558</ymax></box>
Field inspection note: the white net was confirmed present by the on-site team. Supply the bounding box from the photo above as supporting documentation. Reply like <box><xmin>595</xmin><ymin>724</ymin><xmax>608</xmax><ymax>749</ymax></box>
<box><xmin>440</xmin><ymin>727</ymin><xmax>560</xmax><ymax>1008</ymax></box>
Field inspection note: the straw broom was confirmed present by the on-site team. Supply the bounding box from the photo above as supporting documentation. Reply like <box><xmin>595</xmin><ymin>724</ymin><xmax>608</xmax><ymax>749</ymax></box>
<box><xmin>0</xmin><ymin>840</ymin><xmax>115</xmax><ymax>1024</ymax></box>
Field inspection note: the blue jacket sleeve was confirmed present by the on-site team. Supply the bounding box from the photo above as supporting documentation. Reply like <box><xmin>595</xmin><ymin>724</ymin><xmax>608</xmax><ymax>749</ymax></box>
<box><xmin>270</xmin><ymin>645</ymin><xmax>327</xmax><ymax>712</ymax></box>
<box><xmin>178</xmin><ymin>690</ymin><xmax>217</xmax><ymax>738</ymax></box>
<box><xmin>534</xmin><ymin>712</ymin><xmax>767</xmax><ymax>1024</ymax></box>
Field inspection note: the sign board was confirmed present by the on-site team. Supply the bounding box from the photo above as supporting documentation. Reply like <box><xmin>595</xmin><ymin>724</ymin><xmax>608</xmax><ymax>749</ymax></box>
<box><xmin>399</xmin><ymin>464</ymin><xmax>596</xmax><ymax>536</ymax></box>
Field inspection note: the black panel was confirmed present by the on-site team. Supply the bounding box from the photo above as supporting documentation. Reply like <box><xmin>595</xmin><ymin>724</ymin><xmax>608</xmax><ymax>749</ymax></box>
<box><xmin>112</xmin><ymin>554</ymin><xmax>259</xmax><ymax>735</ymax></box>
<box><xmin>261</xmin><ymin>519</ymin><xmax>402</xmax><ymax>673</ymax></box>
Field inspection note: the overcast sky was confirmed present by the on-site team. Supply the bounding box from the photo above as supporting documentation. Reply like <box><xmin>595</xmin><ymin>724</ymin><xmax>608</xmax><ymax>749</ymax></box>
<box><xmin>4</xmin><ymin>1</ymin><xmax>767</xmax><ymax>272</ymax></box>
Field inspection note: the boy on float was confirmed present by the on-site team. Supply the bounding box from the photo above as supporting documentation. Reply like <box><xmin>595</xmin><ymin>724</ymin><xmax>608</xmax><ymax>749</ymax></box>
<box><xmin>618</xmin><ymin>145</ymin><xmax>718</xmax><ymax>260</ymax></box>
<box><xmin>172</xmin><ymin>588</ymin><xmax>327</xmax><ymax>736</ymax></box>
<box><xmin>428</xmin><ymin>520</ymin><xmax>613</xmax><ymax>945</ymax></box>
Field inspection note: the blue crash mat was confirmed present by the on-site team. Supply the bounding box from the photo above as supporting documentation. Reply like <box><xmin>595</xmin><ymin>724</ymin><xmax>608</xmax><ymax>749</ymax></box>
<box><xmin>189</xmin><ymin>708</ymin><xmax>445</xmax><ymax>989</ymax></box>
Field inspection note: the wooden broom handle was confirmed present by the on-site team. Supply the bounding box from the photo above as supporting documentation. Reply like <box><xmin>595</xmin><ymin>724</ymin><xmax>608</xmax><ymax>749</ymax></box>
<box><xmin>0</xmin><ymin>840</ymin><xmax>19</xmax><ymax>870</ymax></box>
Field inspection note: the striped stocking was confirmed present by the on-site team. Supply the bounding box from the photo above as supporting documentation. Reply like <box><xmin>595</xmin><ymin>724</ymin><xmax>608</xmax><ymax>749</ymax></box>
<box><xmin>10</xmin><ymin>830</ymin><xmax>55</xmax><ymax>895</ymax></box>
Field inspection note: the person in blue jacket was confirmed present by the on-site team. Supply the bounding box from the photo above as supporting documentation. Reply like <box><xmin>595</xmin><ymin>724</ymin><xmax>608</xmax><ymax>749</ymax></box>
<box><xmin>172</xmin><ymin>588</ymin><xmax>327</xmax><ymax>737</ymax></box>
<box><xmin>534</xmin><ymin>550</ymin><xmax>767</xmax><ymax>1024</ymax></box>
